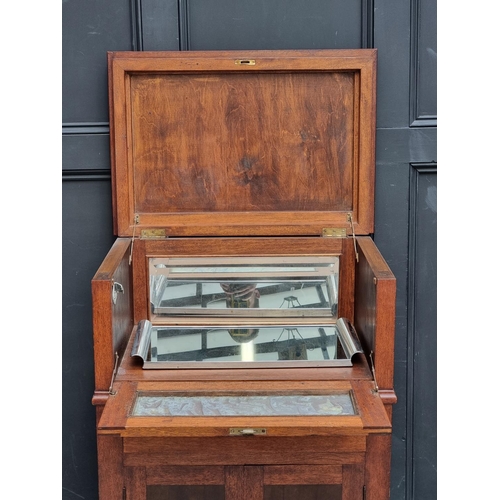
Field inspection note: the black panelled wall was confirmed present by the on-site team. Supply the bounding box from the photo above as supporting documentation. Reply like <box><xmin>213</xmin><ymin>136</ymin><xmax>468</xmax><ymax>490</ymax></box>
<box><xmin>62</xmin><ymin>1</ymin><xmax>436</xmax><ymax>498</ymax></box>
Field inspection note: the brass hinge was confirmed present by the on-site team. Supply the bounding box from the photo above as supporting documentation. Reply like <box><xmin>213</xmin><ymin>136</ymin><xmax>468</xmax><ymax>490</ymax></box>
<box><xmin>129</xmin><ymin>214</ymin><xmax>139</xmax><ymax>265</ymax></box>
<box><xmin>141</xmin><ymin>229</ymin><xmax>167</xmax><ymax>239</ymax></box>
<box><xmin>322</xmin><ymin>228</ymin><xmax>347</xmax><ymax>238</ymax></box>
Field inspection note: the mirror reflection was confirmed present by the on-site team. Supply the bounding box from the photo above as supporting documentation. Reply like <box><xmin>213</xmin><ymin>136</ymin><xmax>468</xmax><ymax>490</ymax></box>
<box><xmin>149</xmin><ymin>256</ymin><xmax>339</xmax><ymax>318</ymax></box>
<box><xmin>141</xmin><ymin>324</ymin><xmax>351</xmax><ymax>368</ymax></box>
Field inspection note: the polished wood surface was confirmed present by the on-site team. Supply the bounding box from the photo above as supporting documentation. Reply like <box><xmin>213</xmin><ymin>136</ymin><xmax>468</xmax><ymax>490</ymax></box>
<box><xmin>142</xmin><ymin>236</ymin><xmax>344</xmax><ymax>255</ymax></box>
<box><xmin>342</xmin><ymin>463</ymin><xmax>365</xmax><ymax>499</ymax></box>
<box><xmin>123</xmin><ymin>437</ymin><xmax>366</xmax><ymax>467</ymax></box>
<box><xmin>365</xmin><ymin>434</ymin><xmax>392</xmax><ymax>500</ymax></box>
<box><xmin>124</xmin><ymin>466</ymin><xmax>147</xmax><ymax>500</ymax></box>
<box><xmin>339</xmin><ymin>238</ymin><xmax>356</xmax><ymax>320</ymax></box>
<box><xmin>226</xmin><ymin>467</ymin><xmax>263</xmax><ymax>500</ymax></box>
<box><xmin>108</xmin><ymin>49</ymin><xmax>376</xmax><ymax>237</ymax></box>
<box><xmin>354</xmin><ymin>237</ymin><xmax>396</xmax><ymax>403</ymax></box>
<box><xmin>147</xmin><ymin>466</ymin><xmax>226</xmax><ymax>485</ymax></box>
<box><xmin>92</xmin><ymin>238</ymin><xmax>134</xmax><ymax>393</ymax></box>
<box><xmin>97</xmin><ymin>435</ymin><xmax>123</xmax><ymax>500</ymax></box>
<box><xmin>265</xmin><ymin>465</ymin><xmax>343</xmax><ymax>485</ymax></box>
<box><xmin>131</xmin><ymin>72</ymin><xmax>355</xmax><ymax>214</ymax></box>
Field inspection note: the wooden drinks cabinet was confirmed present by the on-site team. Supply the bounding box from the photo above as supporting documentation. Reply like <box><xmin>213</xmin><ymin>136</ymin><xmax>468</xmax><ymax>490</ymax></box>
<box><xmin>92</xmin><ymin>49</ymin><xmax>397</xmax><ymax>500</ymax></box>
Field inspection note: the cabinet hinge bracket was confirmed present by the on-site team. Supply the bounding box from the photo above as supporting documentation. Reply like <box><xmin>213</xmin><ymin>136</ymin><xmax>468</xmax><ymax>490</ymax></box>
<box><xmin>322</xmin><ymin>228</ymin><xmax>346</xmax><ymax>238</ymax></box>
<box><xmin>141</xmin><ymin>229</ymin><xmax>167</xmax><ymax>239</ymax></box>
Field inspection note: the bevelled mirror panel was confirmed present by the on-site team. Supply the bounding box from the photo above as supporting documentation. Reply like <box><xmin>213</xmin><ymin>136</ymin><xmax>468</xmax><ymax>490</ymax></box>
<box><xmin>149</xmin><ymin>256</ymin><xmax>339</xmax><ymax>318</ymax></box>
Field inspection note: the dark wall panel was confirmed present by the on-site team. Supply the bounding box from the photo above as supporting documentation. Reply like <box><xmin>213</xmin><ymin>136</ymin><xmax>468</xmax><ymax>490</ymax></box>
<box><xmin>62</xmin><ymin>179</ymin><xmax>115</xmax><ymax>500</ymax></box>
<box><xmin>62</xmin><ymin>0</ymin><xmax>134</xmax><ymax>123</ymax></box>
<box><xmin>141</xmin><ymin>0</ymin><xmax>180</xmax><ymax>50</ymax></box>
<box><xmin>411</xmin><ymin>0</ymin><xmax>437</xmax><ymax>125</ymax></box>
<box><xmin>62</xmin><ymin>133</ymin><xmax>110</xmax><ymax>172</ymax></box>
<box><xmin>186</xmin><ymin>0</ymin><xmax>364</xmax><ymax>50</ymax></box>
<box><xmin>408</xmin><ymin>165</ymin><xmax>437</xmax><ymax>499</ymax></box>
<box><xmin>373</xmin><ymin>161</ymin><xmax>409</xmax><ymax>499</ymax></box>
<box><xmin>373</xmin><ymin>0</ymin><xmax>411</xmax><ymax>128</ymax></box>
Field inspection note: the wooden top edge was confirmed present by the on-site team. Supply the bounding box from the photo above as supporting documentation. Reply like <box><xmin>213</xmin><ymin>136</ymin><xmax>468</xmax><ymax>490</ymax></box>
<box><xmin>108</xmin><ymin>49</ymin><xmax>377</xmax><ymax>73</ymax></box>
<box><xmin>91</xmin><ymin>238</ymin><xmax>130</xmax><ymax>281</ymax></box>
<box><xmin>108</xmin><ymin>49</ymin><xmax>377</xmax><ymax>59</ymax></box>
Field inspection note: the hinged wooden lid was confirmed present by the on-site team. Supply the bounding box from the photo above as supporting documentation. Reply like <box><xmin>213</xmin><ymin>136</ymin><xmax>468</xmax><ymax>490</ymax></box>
<box><xmin>108</xmin><ymin>49</ymin><xmax>377</xmax><ymax>237</ymax></box>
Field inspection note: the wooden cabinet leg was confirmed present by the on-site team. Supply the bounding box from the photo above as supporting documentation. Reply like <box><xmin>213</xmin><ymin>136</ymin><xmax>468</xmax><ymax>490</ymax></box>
<box><xmin>365</xmin><ymin>434</ymin><xmax>392</xmax><ymax>500</ymax></box>
<box><xmin>97</xmin><ymin>435</ymin><xmax>123</xmax><ymax>500</ymax></box>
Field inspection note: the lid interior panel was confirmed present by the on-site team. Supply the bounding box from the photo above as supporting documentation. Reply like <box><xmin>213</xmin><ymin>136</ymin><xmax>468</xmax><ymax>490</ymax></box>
<box><xmin>130</xmin><ymin>71</ymin><xmax>356</xmax><ymax>214</ymax></box>
<box><xmin>109</xmin><ymin>50</ymin><xmax>376</xmax><ymax>236</ymax></box>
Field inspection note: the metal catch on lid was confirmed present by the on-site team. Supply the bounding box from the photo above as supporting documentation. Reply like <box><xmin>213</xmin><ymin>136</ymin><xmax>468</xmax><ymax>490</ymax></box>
<box><xmin>230</xmin><ymin>428</ymin><xmax>267</xmax><ymax>436</ymax></box>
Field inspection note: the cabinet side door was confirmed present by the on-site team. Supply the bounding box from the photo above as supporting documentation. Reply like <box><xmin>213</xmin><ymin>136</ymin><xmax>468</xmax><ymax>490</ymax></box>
<box><xmin>92</xmin><ymin>238</ymin><xmax>134</xmax><ymax>399</ymax></box>
<box><xmin>354</xmin><ymin>236</ymin><xmax>396</xmax><ymax>412</ymax></box>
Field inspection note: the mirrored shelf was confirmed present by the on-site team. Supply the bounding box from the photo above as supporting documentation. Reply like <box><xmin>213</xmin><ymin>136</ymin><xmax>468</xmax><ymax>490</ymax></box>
<box><xmin>131</xmin><ymin>318</ymin><xmax>362</xmax><ymax>369</ymax></box>
<box><xmin>149</xmin><ymin>256</ymin><xmax>339</xmax><ymax>318</ymax></box>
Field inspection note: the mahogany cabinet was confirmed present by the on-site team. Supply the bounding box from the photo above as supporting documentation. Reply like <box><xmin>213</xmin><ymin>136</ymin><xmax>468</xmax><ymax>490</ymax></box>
<box><xmin>92</xmin><ymin>49</ymin><xmax>397</xmax><ymax>500</ymax></box>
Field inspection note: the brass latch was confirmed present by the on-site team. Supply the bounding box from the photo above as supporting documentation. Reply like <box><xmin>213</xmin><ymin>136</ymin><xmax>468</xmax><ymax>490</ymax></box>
<box><xmin>230</xmin><ymin>428</ymin><xmax>267</xmax><ymax>436</ymax></box>
<box><xmin>235</xmin><ymin>59</ymin><xmax>256</xmax><ymax>65</ymax></box>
